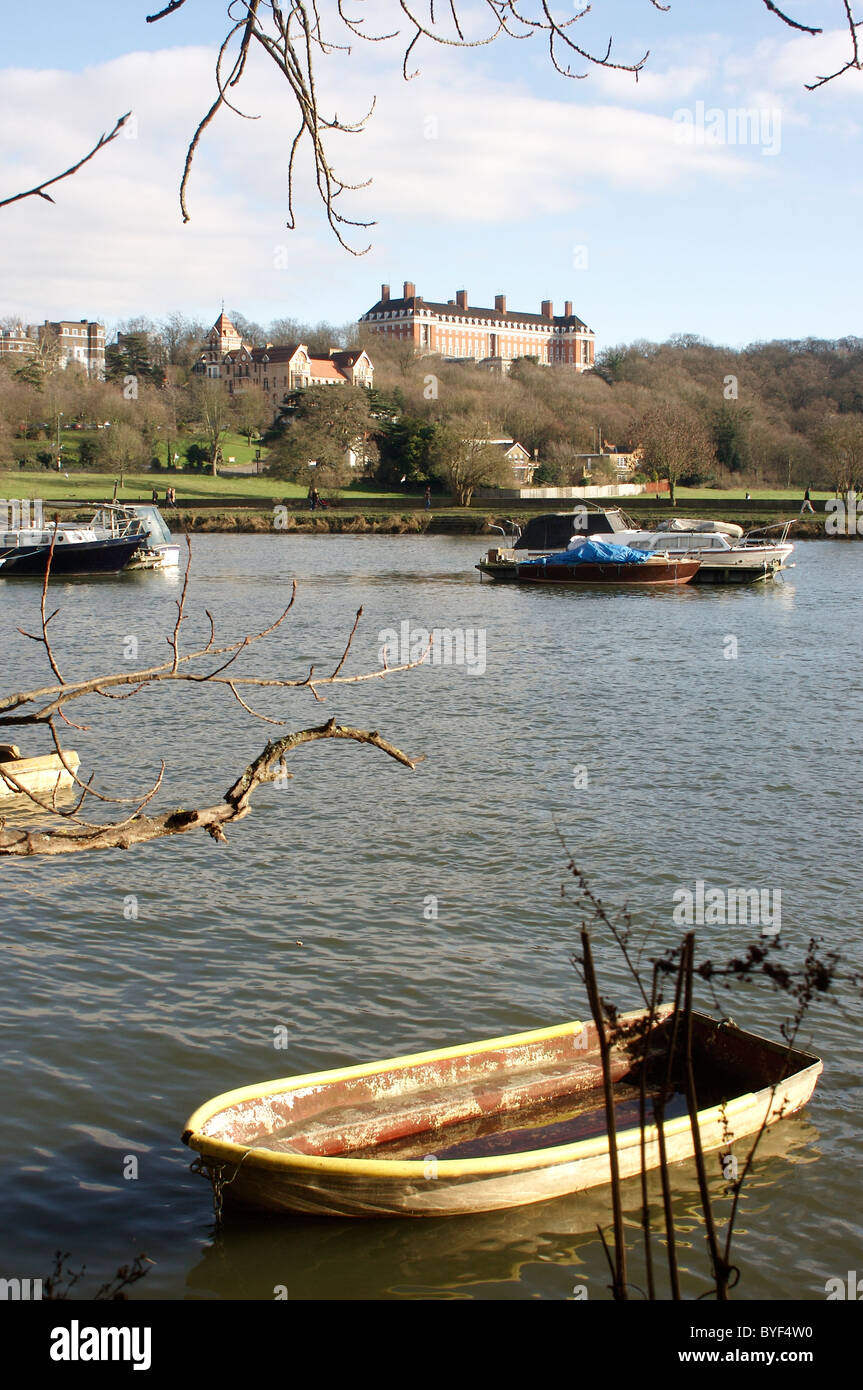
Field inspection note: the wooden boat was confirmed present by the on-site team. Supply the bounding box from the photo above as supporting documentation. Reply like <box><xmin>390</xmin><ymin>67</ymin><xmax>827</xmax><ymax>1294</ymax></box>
<box><xmin>182</xmin><ymin>1008</ymin><xmax>822</xmax><ymax>1218</ymax></box>
<box><xmin>515</xmin><ymin>555</ymin><xmax>700</xmax><ymax>585</ymax></box>
<box><xmin>0</xmin><ymin>744</ymin><xmax>80</xmax><ymax>800</ymax></box>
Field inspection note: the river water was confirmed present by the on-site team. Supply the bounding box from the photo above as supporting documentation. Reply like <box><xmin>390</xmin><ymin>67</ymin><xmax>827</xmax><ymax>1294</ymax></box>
<box><xmin>0</xmin><ymin>535</ymin><xmax>860</xmax><ymax>1301</ymax></box>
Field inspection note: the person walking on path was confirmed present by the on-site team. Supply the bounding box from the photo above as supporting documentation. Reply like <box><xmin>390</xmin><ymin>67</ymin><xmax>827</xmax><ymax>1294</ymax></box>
<box><xmin>800</xmin><ymin>486</ymin><xmax>815</xmax><ymax>514</ymax></box>
<box><xmin>424</xmin><ymin>486</ymin><xmax>432</xmax><ymax>510</ymax></box>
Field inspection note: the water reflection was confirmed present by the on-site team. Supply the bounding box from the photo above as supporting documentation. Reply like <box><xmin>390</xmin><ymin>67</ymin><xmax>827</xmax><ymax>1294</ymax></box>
<box><xmin>184</xmin><ymin>1117</ymin><xmax>820</xmax><ymax>1301</ymax></box>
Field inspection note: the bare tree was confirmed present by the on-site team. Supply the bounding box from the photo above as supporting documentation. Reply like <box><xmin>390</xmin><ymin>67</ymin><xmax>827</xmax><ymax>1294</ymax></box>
<box><xmin>0</xmin><ymin>543</ymin><xmax>425</xmax><ymax>857</ymax></box>
<box><xmin>188</xmin><ymin>376</ymin><xmax>231</xmax><ymax>474</ymax></box>
<box><xmin>231</xmin><ymin>384</ymin><xmax>272</xmax><ymax>446</ymax></box>
<box><xmin>428</xmin><ymin>419</ymin><xmax>511</xmax><ymax>505</ymax></box>
<box><xmin>636</xmin><ymin>400</ymin><xmax>715</xmax><ymax>506</ymax></box>
<box><xmin>819</xmin><ymin>413</ymin><xmax>863</xmax><ymax>493</ymax></box>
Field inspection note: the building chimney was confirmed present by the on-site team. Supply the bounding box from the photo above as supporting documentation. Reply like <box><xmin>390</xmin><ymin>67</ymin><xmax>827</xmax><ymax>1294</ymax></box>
<box><xmin>541</xmin><ymin>299</ymin><xmax>553</xmax><ymax>319</ymax></box>
<box><xmin>495</xmin><ymin>294</ymin><xmax>506</xmax><ymax>314</ymax></box>
<box><xmin>381</xmin><ymin>283</ymin><xmax>390</xmax><ymax>303</ymax></box>
<box><xmin>456</xmin><ymin>289</ymin><xmax>468</xmax><ymax>310</ymax></box>
<box><xmin>403</xmin><ymin>281</ymin><xmax>416</xmax><ymax>300</ymax></box>
<box><xmin>564</xmin><ymin>300</ymin><xmax>572</xmax><ymax>318</ymax></box>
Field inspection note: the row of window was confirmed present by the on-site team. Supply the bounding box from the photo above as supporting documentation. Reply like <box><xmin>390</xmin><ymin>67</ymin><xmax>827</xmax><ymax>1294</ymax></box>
<box><xmin>370</xmin><ymin>311</ymin><xmax>581</xmax><ymax>333</ymax></box>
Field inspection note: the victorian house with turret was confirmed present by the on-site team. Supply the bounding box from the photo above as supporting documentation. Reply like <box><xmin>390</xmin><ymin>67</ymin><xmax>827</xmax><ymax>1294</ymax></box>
<box><xmin>196</xmin><ymin>313</ymin><xmax>374</xmax><ymax>413</ymax></box>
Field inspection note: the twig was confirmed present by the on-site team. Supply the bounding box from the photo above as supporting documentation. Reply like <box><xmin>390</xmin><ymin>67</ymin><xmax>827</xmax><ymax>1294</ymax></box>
<box><xmin>0</xmin><ymin>114</ymin><xmax>131</xmax><ymax>209</ymax></box>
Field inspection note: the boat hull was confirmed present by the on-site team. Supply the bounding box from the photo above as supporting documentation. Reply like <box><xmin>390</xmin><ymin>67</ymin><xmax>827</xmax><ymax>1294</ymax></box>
<box><xmin>183</xmin><ymin>1010</ymin><xmax>822</xmax><ymax>1218</ymax></box>
<box><xmin>0</xmin><ymin>536</ymin><xmax>142</xmax><ymax>575</ymax></box>
<box><xmin>692</xmin><ymin>556</ymin><xmax>789</xmax><ymax>584</ymax></box>
<box><xmin>0</xmin><ymin>750</ymin><xmax>80</xmax><ymax>800</ymax></box>
<box><xmin>516</xmin><ymin>558</ymin><xmax>700</xmax><ymax>585</ymax></box>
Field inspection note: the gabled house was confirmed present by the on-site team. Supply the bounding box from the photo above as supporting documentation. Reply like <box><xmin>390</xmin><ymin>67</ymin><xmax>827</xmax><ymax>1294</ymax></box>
<box><xmin>476</xmin><ymin>438</ymin><xmax>537</xmax><ymax>485</ymax></box>
<box><xmin>194</xmin><ymin>314</ymin><xmax>374</xmax><ymax>411</ymax></box>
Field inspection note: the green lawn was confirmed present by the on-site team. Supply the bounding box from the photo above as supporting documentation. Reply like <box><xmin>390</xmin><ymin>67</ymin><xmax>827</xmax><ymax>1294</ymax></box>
<box><xmin>0</xmin><ymin>465</ymin><xmax>832</xmax><ymax>510</ymax></box>
<box><xmin>675</xmin><ymin>487</ymin><xmax>829</xmax><ymax>500</ymax></box>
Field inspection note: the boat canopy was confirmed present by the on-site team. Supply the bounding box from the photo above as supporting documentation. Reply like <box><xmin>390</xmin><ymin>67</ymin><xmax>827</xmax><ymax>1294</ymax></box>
<box><xmin>520</xmin><ymin>539</ymin><xmax>650</xmax><ymax>566</ymax></box>
<box><xmin>514</xmin><ymin>508</ymin><xmax>630</xmax><ymax>552</ymax></box>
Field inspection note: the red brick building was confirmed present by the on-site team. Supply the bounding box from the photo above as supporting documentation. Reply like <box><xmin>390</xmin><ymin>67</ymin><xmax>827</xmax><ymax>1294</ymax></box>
<box><xmin>359</xmin><ymin>282</ymin><xmax>595</xmax><ymax>370</ymax></box>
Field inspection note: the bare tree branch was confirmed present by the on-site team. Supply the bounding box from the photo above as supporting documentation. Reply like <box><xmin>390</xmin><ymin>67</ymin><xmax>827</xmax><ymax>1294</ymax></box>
<box><xmin>0</xmin><ymin>113</ymin><xmax>131</xmax><ymax>210</ymax></box>
<box><xmin>0</xmin><ymin>719</ymin><xmax>419</xmax><ymax>856</ymax></box>
<box><xmin>761</xmin><ymin>1</ymin><xmax>822</xmax><ymax>34</ymax></box>
<box><xmin>0</xmin><ymin>545</ymin><xmax>425</xmax><ymax>855</ymax></box>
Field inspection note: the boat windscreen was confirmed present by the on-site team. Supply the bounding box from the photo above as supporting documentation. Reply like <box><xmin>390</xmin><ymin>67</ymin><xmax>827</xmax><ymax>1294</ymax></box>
<box><xmin>132</xmin><ymin>507</ymin><xmax>172</xmax><ymax>544</ymax></box>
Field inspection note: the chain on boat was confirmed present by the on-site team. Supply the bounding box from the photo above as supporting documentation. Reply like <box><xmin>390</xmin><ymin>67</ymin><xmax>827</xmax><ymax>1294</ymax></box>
<box><xmin>189</xmin><ymin>1151</ymin><xmax>251</xmax><ymax>1223</ymax></box>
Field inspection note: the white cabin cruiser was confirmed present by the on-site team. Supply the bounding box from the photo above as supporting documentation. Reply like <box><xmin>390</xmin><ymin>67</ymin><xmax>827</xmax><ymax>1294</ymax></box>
<box><xmin>587</xmin><ymin>519</ymin><xmax>794</xmax><ymax>584</ymax></box>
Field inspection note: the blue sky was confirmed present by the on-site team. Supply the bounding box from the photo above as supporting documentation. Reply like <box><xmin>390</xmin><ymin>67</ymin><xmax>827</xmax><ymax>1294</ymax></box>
<box><xmin>1</xmin><ymin>1</ymin><xmax>861</xmax><ymax>347</ymax></box>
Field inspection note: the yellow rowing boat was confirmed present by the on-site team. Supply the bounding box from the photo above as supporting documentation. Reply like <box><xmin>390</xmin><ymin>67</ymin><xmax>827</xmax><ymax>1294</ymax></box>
<box><xmin>182</xmin><ymin>1008</ymin><xmax>821</xmax><ymax>1218</ymax></box>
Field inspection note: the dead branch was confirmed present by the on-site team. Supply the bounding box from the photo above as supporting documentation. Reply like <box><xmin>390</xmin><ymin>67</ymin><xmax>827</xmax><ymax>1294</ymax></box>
<box><xmin>0</xmin><ymin>718</ymin><xmax>419</xmax><ymax>856</ymax></box>
<box><xmin>806</xmin><ymin>1</ymin><xmax>863</xmax><ymax>87</ymax></box>
<box><xmin>0</xmin><ymin>113</ymin><xmax>131</xmax><ymax>210</ymax></box>
<box><xmin>0</xmin><ymin>544</ymin><xmax>425</xmax><ymax>852</ymax></box>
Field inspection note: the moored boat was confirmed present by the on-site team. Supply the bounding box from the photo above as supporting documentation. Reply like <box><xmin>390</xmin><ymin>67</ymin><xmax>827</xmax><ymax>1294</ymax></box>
<box><xmin>591</xmin><ymin>519</ymin><xmax>795</xmax><ymax>584</ymax></box>
<box><xmin>182</xmin><ymin>1007</ymin><xmax>821</xmax><ymax>1218</ymax></box>
<box><xmin>477</xmin><ymin>504</ymin><xmax>635</xmax><ymax>580</ymax></box>
<box><xmin>89</xmin><ymin>504</ymin><xmax>181</xmax><ymax>570</ymax></box>
<box><xmin>0</xmin><ymin>524</ymin><xmax>142</xmax><ymax>575</ymax></box>
<box><xmin>515</xmin><ymin>543</ymin><xmax>700</xmax><ymax>586</ymax></box>
<box><xmin>0</xmin><ymin>744</ymin><xmax>80</xmax><ymax>800</ymax></box>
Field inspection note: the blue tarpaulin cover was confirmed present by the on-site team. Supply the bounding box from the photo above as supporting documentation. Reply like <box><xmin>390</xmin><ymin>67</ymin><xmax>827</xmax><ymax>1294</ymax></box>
<box><xmin>518</xmin><ymin>540</ymin><xmax>650</xmax><ymax>566</ymax></box>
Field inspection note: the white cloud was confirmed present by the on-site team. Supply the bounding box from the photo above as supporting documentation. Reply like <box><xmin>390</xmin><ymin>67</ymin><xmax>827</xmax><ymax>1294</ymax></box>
<box><xmin>0</xmin><ymin>39</ymin><xmax>784</xmax><ymax>322</ymax></box>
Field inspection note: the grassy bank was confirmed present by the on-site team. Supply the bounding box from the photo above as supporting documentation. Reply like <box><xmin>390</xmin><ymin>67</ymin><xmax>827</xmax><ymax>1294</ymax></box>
<box><xmin>0</xmin><ymin>471</ymin><xmax>842</xmax><ymax>539</ymax></box>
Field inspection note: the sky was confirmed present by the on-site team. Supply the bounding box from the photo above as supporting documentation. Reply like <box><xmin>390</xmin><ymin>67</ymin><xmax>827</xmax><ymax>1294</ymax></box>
<box><xmin>1</xmin><ymin>0</ymin><xmax>861</xmax><ymax>349</ymax></box>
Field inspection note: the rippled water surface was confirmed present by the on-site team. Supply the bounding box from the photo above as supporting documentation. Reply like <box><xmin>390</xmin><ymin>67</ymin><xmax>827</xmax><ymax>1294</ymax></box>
<box><xmin>1</xmin><ymin>535</ymin><xmax>861</xmax><ymax>1300</ymax></box>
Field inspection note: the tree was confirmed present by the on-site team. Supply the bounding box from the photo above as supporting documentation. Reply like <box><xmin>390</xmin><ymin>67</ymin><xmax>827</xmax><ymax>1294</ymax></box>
<box><xmin>231</xmin><ymin>386</ymin><xmax>272</xmax><ymax>447</ymax></box>
<box><xmin>91</xmin><ymin>421</ymin><xmax>149</xmax><ymax>482</ymax></box>
<box><xmin>158</xmin><ymin>313</ymin><xmax>208</xmax><ymax>369</ymax></box>
<box><xmin>428</xmin><ymin>420</ymin><xmax>512</xmax><ymax>506</ymax></box>
<box><xmin>819</xmin><ymin>414</ymin><xmax>863</xmax><ymax>493</ymax></box>
<box><xmin>268</xmin><ymin>386</ymin><xmax>379</xmax><ymax>488</ymax></box>
<box><xmin>711</xmin><ymin>403</ymin><xmax>752</xmax><ymax>475</ymax></box>
<box><xmin>375</xmin><ymin>415</ymin><xmax>438</xmax><ymax>487</ymax></box>
<box><xmin>635</xmin><ymin>401</ymin><xmax>715</xmax><ymax>506</ymax></box>
<box><xmin>105</xmin><ymin>334</ymin><xmax>164</xmax><ymax>389</ymax></box>
<box><xmin>188</xmin><ymin>377</ymin><xmax>231</xmax><ymax>474</ymax></box>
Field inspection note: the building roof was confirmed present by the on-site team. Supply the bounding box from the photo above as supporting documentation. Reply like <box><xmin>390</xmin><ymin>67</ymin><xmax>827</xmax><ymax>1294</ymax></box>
<box><xmin>244</xmin><ymin>344</ymin><xmax>305</xmax><ymax>363</ymax></box>
<box><xmin>361</xmin><ymin>295</ymin><xmax>588</xmax><ymax>331</ymax></box>
<box><xmin>211</xmin><ymin>313</ymin><xmax>242</xmax><ymax>338</ymax></box>
<box><xmin>309</xmin><ymin>358</ymin><xmax>350</xmax><ymax>382</ymax></box>
<box><xmin>330</xmin><ymin>349</ymin><xmax>368</xmax><ymax>367</ymax></box>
